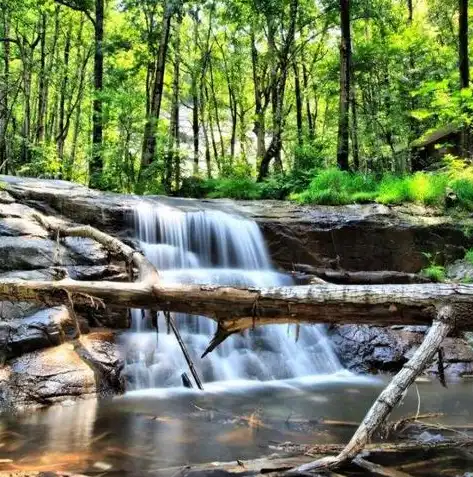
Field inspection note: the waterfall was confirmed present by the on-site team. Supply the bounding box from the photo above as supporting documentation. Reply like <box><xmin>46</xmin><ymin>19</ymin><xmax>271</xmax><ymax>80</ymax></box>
<box><xmin>122</xmin><ymin>203</ymin><xmax>343</xmax><ymax>390</ymax></box>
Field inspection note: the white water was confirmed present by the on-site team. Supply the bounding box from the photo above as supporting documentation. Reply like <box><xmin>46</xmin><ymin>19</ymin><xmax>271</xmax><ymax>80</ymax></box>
<box><xmin>122</xmin><ymin>203</ymin><xmax>343</xmax><ymax>390</ymax></box>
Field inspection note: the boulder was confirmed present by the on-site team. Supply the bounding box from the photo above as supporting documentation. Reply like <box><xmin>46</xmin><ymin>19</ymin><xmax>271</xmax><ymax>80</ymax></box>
<box><xmin>330</xmin><ymin>325</ymin><xmax>473</xmax><ymax>377</ymax></box>
<box><xmin>446</xmin><ymin>258</ymin><xmax>473</xmax><ymax>282</ymax></box>
<box><xmin>0</xmin><ymin>306</ymin><xmax>82</xmax><ymax>362</ymax></box>
<box><xmin>0</xmin><ymin>331</ymin><xmax>123</xmax><ymax>410</ymax></box>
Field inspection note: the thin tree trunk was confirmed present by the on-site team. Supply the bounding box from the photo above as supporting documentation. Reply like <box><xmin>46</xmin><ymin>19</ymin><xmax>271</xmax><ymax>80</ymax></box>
<box><xmin>459</xmin><ymin>0</ymin><xmax>470</xmax><ymax>156</ymax></box>
<box><xmin>337</xmin><ymin>0</ymin><xmax>351</xmax><ymax>171</ymax></box>
<box><xmin>44</xmin><ymin>6</ymin><xmax>60</xmax><ymax>144</ymax></box>
<box><xmin>209</xmin><ymin>60</ymin><xmax>225</xmax><ymax>159</ymax></box>
<box><xmin>164</xmin><ymin>13</ymin><xmax>181</xmax><ymax>193</ymax></box>
<box><xmin>57</xmin><ymin>22</ymin><xmax>72</xmax><ymax>163</ymax></box>
<box><xmin>192</xmin><ymin>73</ymin><xmax>199</xmax><ymax>175</ymax></box>
<box><xmin>293</xmin><ymin>62</ymin><xmax>303</xmax><ymax>146</ymax></box>
<box><xmin>302</xmin><ymin>63</ymin><xmax>315</xmax><ymax>140</ymax></box>
<box><xmin>141</xmin><ymin>0</ymin><xmax>174</xmax><ymax>171</ymax></box>
<box><xmin>90</xmin><ymin>0</ymin><xmax>104</xmax><ymax>188</ymax></box>
<box><xmin>350</xmin><ymin>70</ymin><xmax>360</xmax><ymax>170</ymax></box>
<box><xmin>251</xmin><ymin>29</ymin><xmax>267</xmax><ymax>164</ymax></box>
<box><xmin>35</xmin><ymin>14</ymin><xmax>47</xmax><ymax>144</ymax></box>
<box><xmin>257</xmin><ymin>0</ymin><xmax>298</xmax><ymax>181</ymax></box>
<box><xmin>0</xmin><ymin>12</ymin><xmax>10</xmax><ymax>172</ymax></box>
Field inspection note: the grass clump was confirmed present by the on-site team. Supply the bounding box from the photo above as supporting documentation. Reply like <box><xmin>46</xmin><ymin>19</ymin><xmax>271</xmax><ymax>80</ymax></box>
<box><xmin>207</xmin><ymin>177</ymin><xmax>262</xmax><ymax>200</ymax></box>
<box><xmin>292</xmin><ymin>168</ymin><xmax>377</xmax><ymax>205</ymax></box>
<box><xmin>464</xmin><ymin>248</ymin><xmax>473</xmax><ymax>265</ymax></box>
<box><xmin>421</xmin><ymin>264</ymin><xmax>446</xmax><ymax>282</ymax></box>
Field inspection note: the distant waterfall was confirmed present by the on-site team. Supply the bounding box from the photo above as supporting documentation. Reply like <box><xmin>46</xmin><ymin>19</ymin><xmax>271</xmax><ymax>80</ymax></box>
<box><xmin>122</xmin><ymin>203</ymin><xmax>343</xmax><ymax>390</ymax></box>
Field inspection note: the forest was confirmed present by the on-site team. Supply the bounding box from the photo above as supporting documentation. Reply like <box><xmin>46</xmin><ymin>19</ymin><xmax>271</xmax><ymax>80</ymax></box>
<box><xmin>1</xmin><ymin>0</ymin><xmax>472</xmax><ymax>205</ymax></box>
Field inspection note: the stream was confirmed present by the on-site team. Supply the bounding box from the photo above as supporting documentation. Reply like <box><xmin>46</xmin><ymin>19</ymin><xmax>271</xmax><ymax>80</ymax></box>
<box><xmin>1</xmin><ymin>378</ymin><xmax>473</xmax><ymax>475</ymax></box>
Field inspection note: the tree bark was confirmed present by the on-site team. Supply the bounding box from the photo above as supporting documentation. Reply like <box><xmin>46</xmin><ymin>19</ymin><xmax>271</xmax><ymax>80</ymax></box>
<box><xmin>4</xmin><ymin>275</ymin><xmax>473</xmax><ymax>333</ymax></box>
<box><xmin>89</xmin><ymin>0</ymin><xmax>104</xmax><ymax>189</ymax></box>
<box><xmin>293</xmin><ymin>62</ymin><xmax>303</xmax><ymax>146</ymax></box>
<box><xmin>57</xmin><ymin>21</ymin><xmax>72</xmax><ymax>163</ymax></box>
<box><xmin>0</xmin><ymin>10</ymin><xmax>10</xmax><ymax>172</ymax></box>
<box><xmin>257</xmin><ymin>0</ymin><xmax>299</xmax><ymax>181</ymax></box>
<box><xmin>337</xmin><ymin>0</ymin><xmax>351</xmax><ymax>171</ymax></box>
<box><xmin>140</xmin><ymin>0</ymin><xmax>174</xmax><ymax>171</ymax></box>
<box><xmin>35</xmin><ymin>13</ymin><xmax>47</xmax><ymax>144</ymax></box>
<box><xmin>459</xmin><ymin>0</ymin><xmax>470</xmax><ymax>157</ymax></box>
<box><xmin>164</xmin><ymin>12</ymin><xmax>181</xmax><ymax>193</ymax></box>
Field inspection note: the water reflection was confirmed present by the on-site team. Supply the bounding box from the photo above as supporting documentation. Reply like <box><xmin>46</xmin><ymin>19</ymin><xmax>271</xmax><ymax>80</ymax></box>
<box><xmin>1</xmin><ymin>378</ymin><xmax>473</xmax><ymax>475</ymax></box>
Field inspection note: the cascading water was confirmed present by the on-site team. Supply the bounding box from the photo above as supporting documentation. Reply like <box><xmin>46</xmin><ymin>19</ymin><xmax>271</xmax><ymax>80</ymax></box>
<box><xmin>122</xmin><ymin>203</ymin><xmax>343</xmax><ymax>390</ymax></box>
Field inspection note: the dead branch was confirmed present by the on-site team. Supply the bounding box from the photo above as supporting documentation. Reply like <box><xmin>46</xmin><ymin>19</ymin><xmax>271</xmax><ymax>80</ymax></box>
<box><xmin>290</xmin><ymin>311</ymin><xmax>454</xmax><ymax>473</ymax></box>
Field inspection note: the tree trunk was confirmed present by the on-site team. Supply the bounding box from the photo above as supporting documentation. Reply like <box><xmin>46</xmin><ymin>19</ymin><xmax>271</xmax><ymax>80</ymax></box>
<box><xmin>293</xmin><ymin>62</ymin><xmax>303</xmax><ymax>146</ymax></box>
<box><xmin>257</xmin><ymin>0</ymin><xmax>299</xmax><ymax>181</ymax></box>
<box><xmin>44</xmin><ymin>6</ymin><xmax>60</xmax><ymax>144</ymax></box>
<box><xmin>350</xmin><ymin>71</ymin><xmax>360</xmax><ymax>170</ymax></box>
<box><xmin>251</xmin><ymin>29</ymin><xmax>267</xmax><ymax>165</ymax></box>
<box><xmin>140</xmin><ymin>0</ymin><xmax>174</xmax><ymax>172</ymax></box>
<box><xmin>57</xmin><ymin>22</ymin><xmax>72</xmax><ymax>163</ymax></box>
<box><xmin>302</xmin><ymin>63</ymin><xmax>315</xmax><ymax>140</ymax></box>
<box><xmin>209</xmin><ymin>60</ymin><xmax>225</xmax><ymax>158</ymax></box>
<box><xmin>90</xmin><ymin>0</ymin><xmax>104</xmax><ymax>188</ymax></box>
<box><xmin>0</xmin><ymin>11</ymin><xmax>10</xmax><ymax>172</ymax></box>
<box><xmin>35</xmin><ymin>13</ymin><xmax>47</xmax><ymax>144</ymax></box>
<box><xmin>164</xmin><ymin>13</ymin><xmax>181</xmax><ymax>193</ymax></box>
<box><xmin>192</xmin><ymin>73</ymin><xmax>199</xmax><ymax>175</ymax></box>
<box><xmin>337</xmin><ymin>0</ymin><xmax>351</xmax><ymax>171</ymax></box>
<box><xmin>407</xmin><ymin>0</ymin><xmax>413</xmax><ymax>22</ymax></box>
<box><xmin>459</xmin><ymin>0</ymin><xmax>470</xmax><ymax>157</ymax></box>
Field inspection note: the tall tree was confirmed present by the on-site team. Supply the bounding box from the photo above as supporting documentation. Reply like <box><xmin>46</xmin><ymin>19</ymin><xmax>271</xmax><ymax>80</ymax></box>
<box><xmin>459</xmin><ymin>0</ymin><xmax>470</xmax><ymax>156</ymax></box>
<box><xmin>337</xmin><ymin>0</ymin><xmax>351</xmax><ymax>171</ymax></box>
<box><xmin>140</xmin><ymin>0</ymin><xmax>176</xmax><ymax>172</ymax></box>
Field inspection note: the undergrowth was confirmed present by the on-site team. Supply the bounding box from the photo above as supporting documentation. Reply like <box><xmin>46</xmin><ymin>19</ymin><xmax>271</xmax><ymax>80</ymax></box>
<box><xmin>179</xmin><ymin>156</ymin><xmax>473</xmax><ymax>212</ymax></box>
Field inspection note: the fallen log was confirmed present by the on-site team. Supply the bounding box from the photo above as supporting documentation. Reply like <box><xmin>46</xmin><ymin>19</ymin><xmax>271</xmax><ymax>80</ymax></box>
<box><xmin>292</xmin><ymin>265</ymin><xmax>430</xmax><ymax>285</ymax></box>
<box><xmin>3</xmin><ymin>279</ymin><xmax>473</xmax><ymax>333</ymax></box>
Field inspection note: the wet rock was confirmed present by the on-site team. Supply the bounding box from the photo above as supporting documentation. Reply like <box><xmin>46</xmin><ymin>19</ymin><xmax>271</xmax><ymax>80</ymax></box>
<box><xmin>0</xmin><ymin>190</ymin><xmax>15</xmax><ymax>204</ymax></box>
<box><xmin>0</xmin><ymin>217</ymin><xmax>48</xmax><ymax>237</ymax></box>
<box><xmin>446</xmin><ymin>258</ymin><xmax>473</xmax><ymax>282</ymax></box>
<box><xmin>0</xmin><ymin>331</ymin><xmax>123</xmax><ymax>410</ymax></box>
<box><xmin>0</xmin><ymin>306</ymin><xmax>81</xmax><ymax>362</ymax></box>
<box><xmin>329</xmin><ymin>325</ymin><xmax>416</xmax><ymax>373</ymax></box>
<box><xmin>0</xmin><ymin>237</ymin><xmax>76</xmax><ymax>272</ymax></box>
<box><xmin>331</xmin><ymin>325</ymin><xmax>473</xmax><ymax>377</ymax></box>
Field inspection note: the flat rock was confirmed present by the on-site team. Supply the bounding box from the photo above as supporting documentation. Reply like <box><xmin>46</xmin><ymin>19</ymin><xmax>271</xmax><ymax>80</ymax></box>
<box><xmin>2</xmin><ymin>175</ymin><xmax>472</xmax><ymax>272</ymax></box>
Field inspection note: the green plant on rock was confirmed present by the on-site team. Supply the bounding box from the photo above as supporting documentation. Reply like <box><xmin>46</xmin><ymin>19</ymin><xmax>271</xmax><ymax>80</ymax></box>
<box><xmin>420</xmin><ymin>252</ymin><xmax>446</xmax><ymax>282</ymax></box>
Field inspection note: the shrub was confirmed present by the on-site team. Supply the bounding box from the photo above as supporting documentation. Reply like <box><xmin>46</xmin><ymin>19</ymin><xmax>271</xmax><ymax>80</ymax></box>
<box><xmin>207</xmin><ymin>177</ymin><xmax>262</xmax><ymax>200</ymax></box>
<box><xmin>465</xmin><ymin>248</ymin><xmax>473</xmax><ymax>265</ymax></box>
<box><xmin>293</xmin><ymin>168</ymin><xmax>377</xmax><ymax>205</ymax></box>
<box><xmin>421</xmin><ymin>264</ymin><xmax>446</xmax><ymax>282</ymax></box>
<box><xmin>178</xmin><ymin>177</ymin><xmax>218</xmax><ymax>198</ymax></box>
<box><xmin>450</xmin><ymin>178</ymin><xmax>473</xmax><ymax>210</ymax></box>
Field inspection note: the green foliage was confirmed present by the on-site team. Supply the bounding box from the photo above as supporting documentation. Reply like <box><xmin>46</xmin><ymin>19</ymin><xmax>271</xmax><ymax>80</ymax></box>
<box><xmin>421</xmin><ymin>264</ymin><xmax>446</xmax><ymax>282</ymax></box>
<box><xmin>207</xmin><ymin>177</ymin><xmax>262</xmax><ymax>200</ymax></box>
<box><xmin>377</xmin><ymin>173</ymin><xmax>447</xmax><ymax>206</ymax></box>
<box><xmin>465</xmin><ymin>249</ymin><xmax>473</xmax><ymax>265</ymax></box>
<box><xmin>420</xmin><ymin>251</ymin><xmax>446</xmax><ymax>282</ymax></box>
<box><xmin>293</xmin><ymin>168</ymin><xmax>377</xmax><ymax>205</ymax></box>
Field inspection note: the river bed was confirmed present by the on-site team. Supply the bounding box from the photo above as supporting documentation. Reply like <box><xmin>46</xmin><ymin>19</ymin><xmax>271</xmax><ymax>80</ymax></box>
<box><xmin>1</xmin><ymin>374</ymin><xmax>473</xmax><ymax>476</ymax></box>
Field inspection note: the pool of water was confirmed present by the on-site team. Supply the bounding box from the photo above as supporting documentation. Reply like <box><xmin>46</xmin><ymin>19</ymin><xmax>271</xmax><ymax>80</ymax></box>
<box><xmin>1</xmin><ymin>374</ymin><xmax>473</xmax><ymax>476</ymax></box>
